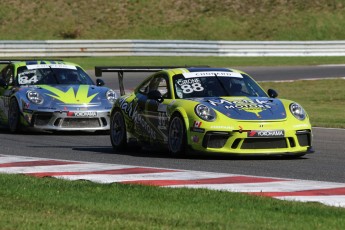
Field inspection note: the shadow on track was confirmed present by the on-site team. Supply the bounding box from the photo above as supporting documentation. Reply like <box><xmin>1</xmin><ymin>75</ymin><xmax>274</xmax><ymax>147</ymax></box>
<box><xmin>71</xmin><ymin>144</ymin><xmax>310</xmax><ymax>161</ymax></box>
<box><xmin>1</xmin><ymin>129</ymin><xmax>309</xmax><ymax>161</ymax></box>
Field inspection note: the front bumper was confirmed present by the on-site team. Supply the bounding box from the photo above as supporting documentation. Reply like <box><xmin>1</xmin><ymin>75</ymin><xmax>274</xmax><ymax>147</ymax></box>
<box><xmin>189</xmin><ymin>128</ymin><xmax>313</xmax><ymax>156</ymax></box>
<box><xmin>24</xmin><ymin>110</ymin><xmax>110</xmax><ymax>131</ymax></box>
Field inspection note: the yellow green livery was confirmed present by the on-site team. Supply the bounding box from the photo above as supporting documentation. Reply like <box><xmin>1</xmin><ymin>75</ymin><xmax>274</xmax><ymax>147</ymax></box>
<box><xmin>95</xmin><ymin>66</ymin><xmax>313</xmax><ymax>157</ymax></box>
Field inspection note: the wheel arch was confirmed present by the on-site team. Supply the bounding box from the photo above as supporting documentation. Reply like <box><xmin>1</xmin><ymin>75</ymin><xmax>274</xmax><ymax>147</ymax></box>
<box><xmin>110</xmin><ymin>106</ymin><xmax>128</xmax><ymax>130</ymax></box>
<box><xmin>8</xmin><ymin>95</ymin><xmax>23</xmax><ymax>132</ymax></box>
<box><xmin>169</xmin><ymin>107</ymin><xmax>191</xmax><ymax>146</ymax></box>
<box><xmin>110</xmin><ymin>107</ymin><xmax>128</xmax><ymax>151</ymax></box>
<box><xmin>10</xmin><ymin>93</ymin><xmax>24</xmax><ymax>112</ymax></box>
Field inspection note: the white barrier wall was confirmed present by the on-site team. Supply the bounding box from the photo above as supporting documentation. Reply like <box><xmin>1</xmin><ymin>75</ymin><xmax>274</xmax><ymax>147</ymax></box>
<box><xmin>1</xmin><ymin>40</ymin><xmax>345</xmax><ymax>57</ymax></box>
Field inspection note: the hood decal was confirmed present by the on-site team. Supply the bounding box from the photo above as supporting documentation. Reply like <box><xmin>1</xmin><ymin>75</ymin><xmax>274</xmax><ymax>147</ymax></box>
<box><xmin>196</xmin><ymin>97</ymin><xmax>286</xmax><ymax>120</ymax></box>
<box><xmin>39</xmin><ymin>85</ymin><xmax>98</xmax><ymax>104</ymax></box>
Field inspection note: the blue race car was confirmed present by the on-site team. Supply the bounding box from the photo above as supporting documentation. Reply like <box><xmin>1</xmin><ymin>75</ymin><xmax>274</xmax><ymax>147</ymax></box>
<box><xmin>0</xmin><ymin>60</ymin><xmax>117</xmax><ymax>132</ymax></box>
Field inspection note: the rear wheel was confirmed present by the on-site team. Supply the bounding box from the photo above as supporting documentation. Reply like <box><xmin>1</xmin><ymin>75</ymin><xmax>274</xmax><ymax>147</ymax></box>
<box><xmin>110</xmin><ymin>109</ymin><xmax>127</xmax><ymax>151</ymax></box>
<box><xmin>168</xmin><ymin>114</ymin><xmax>187</xmax><ymax>155</ymax></box>
<box><xmin>8</xmin><ymin>98</ymin><xmax>21</xmax><ymax>133</ymax></box>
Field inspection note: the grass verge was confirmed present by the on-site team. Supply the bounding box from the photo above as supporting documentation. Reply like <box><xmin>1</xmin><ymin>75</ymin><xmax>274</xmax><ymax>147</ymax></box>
<box><xmin>64</xmin><ymin>56</ymin><xmax>345</xmax><ymax>69</ymax></box>
<box><xmin>260</xmin><ymin>79</ymin><xmax>345</xmax><ymax>128</ymax></box>
<box><xmin>1</xmin><ymin>0</ymin><xmax>345</xmax><ymax>41</ymax></box>
<box><xmin>1</xmin><ymin>174</ymin><xmax>345</xmax><ymax>229</ymax></box>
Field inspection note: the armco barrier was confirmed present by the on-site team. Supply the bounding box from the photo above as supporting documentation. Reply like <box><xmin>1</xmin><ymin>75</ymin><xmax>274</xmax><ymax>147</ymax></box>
<box><xmin>1</xmin><ymin>40</ymin><xmax>345</xmax><ymax>57</ymax></box>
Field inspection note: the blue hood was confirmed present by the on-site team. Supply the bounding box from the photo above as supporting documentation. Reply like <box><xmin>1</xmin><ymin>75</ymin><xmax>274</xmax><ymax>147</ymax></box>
<box><xmin>191</xmin><ymin>97</ymin><xmax>287</xmax><ymax>120</ymax></box>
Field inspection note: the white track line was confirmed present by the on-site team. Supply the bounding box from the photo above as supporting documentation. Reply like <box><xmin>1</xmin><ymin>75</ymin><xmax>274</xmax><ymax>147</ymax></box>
<box><xmin>1</xmin><ymin>154</ymin><xmax>345</xmax><ymax>208</ymax></box>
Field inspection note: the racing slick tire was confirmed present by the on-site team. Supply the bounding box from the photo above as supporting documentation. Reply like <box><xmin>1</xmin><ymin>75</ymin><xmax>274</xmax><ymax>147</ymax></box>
<box><xmin>110</xmin><ymin>109</ymin><xmax>127</xmax><ymax>151</ymax></box>
<box><xmin>168</xmin><ymin>113</ymin><xmax>187</xmax><ymax>155</ymax></box>
<box><xmin>8</xmin><ymin>98</ymin><xmax>22</xmax><ymax>133</ymax></box>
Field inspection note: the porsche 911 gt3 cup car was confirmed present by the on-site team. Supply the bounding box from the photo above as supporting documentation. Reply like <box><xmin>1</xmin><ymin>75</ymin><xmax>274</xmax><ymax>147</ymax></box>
<box><xmin>0</xmin><ymin>60</ymin><xmax>117</xmax><ymax>132</ymax></box>
<box><xmin>95</xmin><ymin>66</ymin><xmax>313</xmax><ymax>157</ymax></box>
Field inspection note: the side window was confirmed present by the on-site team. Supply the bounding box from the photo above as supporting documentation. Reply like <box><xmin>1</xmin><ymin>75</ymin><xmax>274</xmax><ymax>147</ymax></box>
<box><xmin>148</xmin><ymin>75</ymin><xmax>170</xmax><ymax>99</ymax></box>
<box><xmin>157</xmin><ymin>77</ymin><xmax>169</xmax><ymax>98</ymax></box>
<box><xmin>138</xmin><ymin>79</ymin><xmax>151</xmax><ymax>95</ymax></box>
<box><xmin>4</xmin><ymin>67</ymin><xmax>14</xmax><ymax>86</ymax></box>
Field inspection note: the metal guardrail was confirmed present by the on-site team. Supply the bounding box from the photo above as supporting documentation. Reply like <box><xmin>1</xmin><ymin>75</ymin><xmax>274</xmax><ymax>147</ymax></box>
<box><xmin>2</xmin><ymin>40</ymin><xmax>345</xmax><ymax>57</ymax></box>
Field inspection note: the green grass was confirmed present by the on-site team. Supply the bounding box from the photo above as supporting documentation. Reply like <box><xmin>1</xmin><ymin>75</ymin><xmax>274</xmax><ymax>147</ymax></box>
<box><xmin>1</xmin><ymin>174</ymin><xmax>345</xmax><ymax>229</ymax></box>
<box><xmin>64</xmin><ymin>56</ymin><xmax>345</xmax><ymax>70</ymax></box>
<box><xmin>3</xmin><ymin>56</ymin><xmax>345</xmax><ymax>70</ymax></box>
<box><xmin>260</xmin><ymin>79</ymin><xmax>345</xmax><ymax>128</ymax></box>
<box><xmin>1</xmin><ymin>0</ymin><xmax>345</xmax><ymax>40</ymax></box>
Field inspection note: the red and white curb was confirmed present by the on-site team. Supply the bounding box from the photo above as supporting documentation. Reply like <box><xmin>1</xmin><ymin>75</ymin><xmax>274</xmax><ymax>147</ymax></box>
<box><xmin>1</xmin><ymin>154</ymin><xmax>345</xmax><ymax>208</ymax></box>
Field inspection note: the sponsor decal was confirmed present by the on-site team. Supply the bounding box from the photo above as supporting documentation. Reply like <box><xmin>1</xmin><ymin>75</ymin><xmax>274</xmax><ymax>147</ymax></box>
<box><xmin>27</xmin><ymin>64</ymin><xmax>77</xmax><ymax>70</ymax></box>
<box><xmin>190</xmin><ymin>127</ymin><xmax>205</xmax><ymax>133</ymax></box>
<box><xmin>206</xmin><ymin>98</ymin><xmax>286</xmax><ymax>120</ymax></box>
<box><xmin>191</xmin><ymin>135</ymin><xmax>199</xmax><ymax>143</ymax></box>
<box><xmin>248</xmin><ymin>130</ymin><xmax>285</xmax><ymax>137</ymax></box>
<box><xmin>176</xmin><ymin>78</ymin><xmax>204</xmax><ymax>95</ymax></box>
<box><xmin>210</xmin><ymin>125</ymin><xmax>233</xmax><ymax>130</ymax></box>
<box><xmin>23</xmin><ymin>102</ymin><xmax>30</xmax><ymax>109</ymax></box>
<box><xmin>37</xmin><ymin>107</ymin><xmax>57</xmax><ymax>110</ymax></box>
<box><xmin>18</xmin><ymin>70</ymin><xmax>37</xmax><ymax>84</ymax></box>
<box><xmin>182</xmin><ymin>72</ymin><xmax>243</xmax><ymax>78</ymax></box>
<box><xmin>40</xmin><ymin>85</ymin><xmax>98</xmax><ymax>104</ymax></box>
<box><xmin>158</xmin><ymin>104</ymin><xmax>167</xmax><ymax>112</ymax></box>
<box><xmin>119</xmin><ymin>97</ymin><xmax>157</xmax><ymax>140</ymax></box>
<box><xmin>208</xmin><ymin>98</ymin><xmax>272</xmax><ymax>110</ymax></box>
<box><xmin>67</xmin><ymin>111</ymin><xmax>97</xmax><ymax>117</ymax></box>
<box><xmin>293</xmin><ymin>124</ymin><xmax>309</xmax><ymax>128</ymax></box>
<box><xmin>23</xmin><ymin>109</ymin><xmax>34</xmax><ymax>114</ymax></box>
<box><xmin>191</xmin><ymin>121</ymin><xmax>204</xmax><ymax>132</ymax></box>
<box><xmin>193</xmin><ymin>121</ymin><xmax>202</xmax><ymax>128</ymax></box>
<box><xmin>158</xmin><ymin>112</ymin><xmax>167</xmax><ymax>130</ymax></box>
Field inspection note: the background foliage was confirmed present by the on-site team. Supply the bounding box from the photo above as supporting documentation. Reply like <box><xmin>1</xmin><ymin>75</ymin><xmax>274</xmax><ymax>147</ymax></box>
<box><xmin>1</xmin><ymin>0</ymin><xmax>345</xmax><ymax>40</ymax></box>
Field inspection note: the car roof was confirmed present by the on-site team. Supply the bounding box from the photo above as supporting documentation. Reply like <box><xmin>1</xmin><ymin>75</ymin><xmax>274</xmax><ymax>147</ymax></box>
<box><xmin>165</xmin><ymin>67</ymin><xmax>246</xmax><ymax>76</ymax></box>
<box><xmin>7</xmin><ymin>60</ymin><xmax>80</xmax><ymax>68</ymax></box>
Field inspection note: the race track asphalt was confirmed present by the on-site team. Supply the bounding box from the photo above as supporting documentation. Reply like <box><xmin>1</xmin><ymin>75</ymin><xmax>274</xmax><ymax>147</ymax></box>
<box><xmin>1</xmin><ymin>66</ymin><xmax>344</xmax><ymax>183</ymax></box>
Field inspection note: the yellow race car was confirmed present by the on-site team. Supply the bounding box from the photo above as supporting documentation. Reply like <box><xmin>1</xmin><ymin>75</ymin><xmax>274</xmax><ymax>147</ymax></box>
<box><xmin>96</xmin><ymin>66</ymin><xmax>313</xmax><ymax>157</ymax></box>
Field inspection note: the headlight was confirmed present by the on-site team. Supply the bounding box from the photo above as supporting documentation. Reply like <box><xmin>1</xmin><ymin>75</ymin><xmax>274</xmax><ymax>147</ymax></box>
<box><xmin>27</xmin><ymin>90</ymin><xmax>44</xmax><ymax>104</ymax></box>
<box><xmin>289</xmin><ymin>103</ymin><xmax>306</xmax><ymax>120</ymax></box>
<box><xmin>106</xmin><ymin>89</ymin><xmax>117</xmax><ymax>103</ymax></box>
<box><xmin>195</xmin><ymin>104</ymin><xmax>216</xmax><ymax>121</ymax></box>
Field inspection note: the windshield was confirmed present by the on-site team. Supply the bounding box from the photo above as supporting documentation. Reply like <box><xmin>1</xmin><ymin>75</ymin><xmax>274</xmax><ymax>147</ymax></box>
<box><xmin>16</xmin><ymin>64</ymin><xmax>94</xmax><ymax>85</ymax></box>
<box><xmin>172</xmin><ymin>72</ymin><xmax>267</xmax><ymax>99</ymax></box>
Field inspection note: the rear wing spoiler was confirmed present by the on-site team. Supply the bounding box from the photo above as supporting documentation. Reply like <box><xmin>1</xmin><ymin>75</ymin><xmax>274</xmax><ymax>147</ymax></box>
<box><xmin>0</xmin><ymin>61</ymin><xmax>12</xmax><ymax>65</ymax></box>
<box><xmin>95</xmin><ymin>66</ymin><xmax>208</xmax><ymax>96</ymax></box>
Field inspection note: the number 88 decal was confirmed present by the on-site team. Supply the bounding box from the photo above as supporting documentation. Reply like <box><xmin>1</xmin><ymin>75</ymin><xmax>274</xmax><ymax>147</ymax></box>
<box><xmin>181</xmin><ymin>83</ymin><xmax>204</xmax><ymax>94</ymax></box>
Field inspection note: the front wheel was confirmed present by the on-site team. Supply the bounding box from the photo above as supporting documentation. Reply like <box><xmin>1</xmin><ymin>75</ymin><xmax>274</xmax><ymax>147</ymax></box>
<box><xmin>8</xmin><ymin>98</ymin><xmax>21</xmax><ymax>133</ymax></box>
<box><xmin>168</xmin><ymin>114</ymin><xmax>187</xmax><ymax>155</ymax></box>
<box><xmin>110</xmin><ymin>109</ymin><xmax>127</xmax><ymax>151</ymax></box>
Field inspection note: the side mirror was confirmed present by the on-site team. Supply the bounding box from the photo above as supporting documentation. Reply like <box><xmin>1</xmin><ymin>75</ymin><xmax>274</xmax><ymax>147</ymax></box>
<box><xmin>0</xmin><ymin>79</ymin><xmax>8</xmax><ymax>88</ymax></box>
<box><xmin>267</xmin><ymin>89</ymin><xmax>278</xmax><ymax>98</ymax></box>
<box><xmin>96</xmin><ymin>79</ymin><xmax>105</xmax><ymax>86</ymax></box>
<box><xmin>147</xmin><ymin>90</ymin><xmax>164</xmax><ymax>103</ymax></box>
